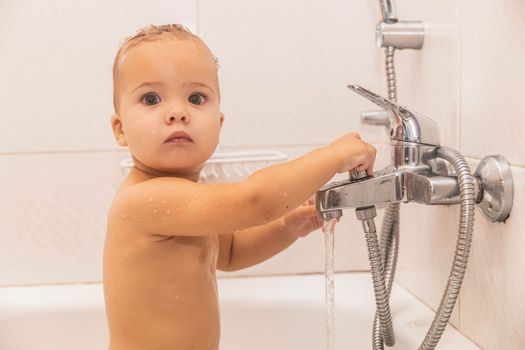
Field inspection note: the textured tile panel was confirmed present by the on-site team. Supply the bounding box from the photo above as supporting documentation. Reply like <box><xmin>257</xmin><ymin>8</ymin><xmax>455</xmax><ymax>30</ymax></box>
<box><xmin>0</xmin><ymin>151</ymin><xmax>127</xmax><ymax>285</ymax></box>
<box><xmin>199</xmin><ymin>0</ymin><xmax>384</xmax><ymax>147</ymax></box>
<box><xmin>460</xmin><ymin>0</ymin><xmax>525</xmax><ymax>166</ymax></box>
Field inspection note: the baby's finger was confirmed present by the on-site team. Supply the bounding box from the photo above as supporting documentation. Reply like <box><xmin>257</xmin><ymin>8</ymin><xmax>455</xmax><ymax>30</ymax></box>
<box><xmin>307</xmin><ymin>195</ymin><xmax>315</xmax><ymax>206</ymax></box>
<box><xmin>300</xmin><ymin>204</ymin><xmax>317</xmax><ymax>217</ymax></box>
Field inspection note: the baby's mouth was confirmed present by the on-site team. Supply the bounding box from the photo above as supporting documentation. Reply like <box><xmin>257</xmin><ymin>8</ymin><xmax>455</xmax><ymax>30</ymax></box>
<box><xmin>165</xmin><ymin>130</ymin><xmax>193</xmax><ymax>143</ymax></box>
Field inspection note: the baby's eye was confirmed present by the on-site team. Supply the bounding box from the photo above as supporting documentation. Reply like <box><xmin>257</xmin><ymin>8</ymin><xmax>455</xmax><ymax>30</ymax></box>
<box><xmin>142</xmin><ymin>93</ymin><xmax>161</xmax><ymax>106</ymax></box>
<box><xmin>188</xmin><ymin>93</ymin><xmax>207</xmax><ymax>105</ymax></box>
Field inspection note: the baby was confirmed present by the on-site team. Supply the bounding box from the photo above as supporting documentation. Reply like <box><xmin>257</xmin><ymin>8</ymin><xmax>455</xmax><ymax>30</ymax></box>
<box><xmin>104</xmin><ymin>24</ymin><xmax>376</xmax><ymax>350</ymax></box>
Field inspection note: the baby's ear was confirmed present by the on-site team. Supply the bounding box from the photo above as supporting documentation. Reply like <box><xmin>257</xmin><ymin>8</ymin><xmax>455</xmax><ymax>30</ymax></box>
<box><xmin>219</xmin><ymin>112</ymin><xmax>225</xmax><ymax>129</ymax></box>
<box><xmin>111</xmin><ymin>113</ymin><xmax>127</xmax><ymax>147</ymax></box>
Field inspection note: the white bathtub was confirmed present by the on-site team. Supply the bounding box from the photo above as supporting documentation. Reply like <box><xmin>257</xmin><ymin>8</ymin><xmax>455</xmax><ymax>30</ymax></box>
<box><xmin>0</xmin><ymin>273</ymin><xmax>480</xmax><ymax>349</ymax></box>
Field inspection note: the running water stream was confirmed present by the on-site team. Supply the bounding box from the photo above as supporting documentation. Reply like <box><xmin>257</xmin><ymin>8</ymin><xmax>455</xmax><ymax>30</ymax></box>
<box><xmin>322</xmin><ymin>218</ymin><xmax>337</xmax><ymax>350</ymax></box>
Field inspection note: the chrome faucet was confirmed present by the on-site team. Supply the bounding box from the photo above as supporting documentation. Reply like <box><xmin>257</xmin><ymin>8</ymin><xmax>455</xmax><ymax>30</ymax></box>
<box><xmin>316</xmin><ymin>84</ymin><xmax>513</xmax><ymax>223</ymax></box>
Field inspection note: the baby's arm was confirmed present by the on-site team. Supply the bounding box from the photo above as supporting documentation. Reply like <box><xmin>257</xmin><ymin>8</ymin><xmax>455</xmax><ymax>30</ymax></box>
<box><xmin>217</xmin><ymin>199</ymin><xmax>321</xmax><ymax>271</ymax></box>
<box><xmin>111</xmin><ymin>132</ymin><xmax>375</xmax><ymax>237</ymax></box>
<box><xmin>217</xmin><ymin>219</ymin><xmax>290</xmax><ymax>271</ymax></box>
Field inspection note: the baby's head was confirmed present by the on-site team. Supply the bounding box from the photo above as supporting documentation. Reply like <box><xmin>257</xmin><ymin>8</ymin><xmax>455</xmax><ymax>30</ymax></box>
<box><xmin>111</xmin><ymin>24</ymin><xmax>224</xmax><ymax>180</ymax></box>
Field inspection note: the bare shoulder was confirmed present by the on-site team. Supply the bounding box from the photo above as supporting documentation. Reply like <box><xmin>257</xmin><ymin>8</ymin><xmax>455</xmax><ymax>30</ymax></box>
<box><xmin>108</xmin><ymin>176</ymin><xmax>190</xmax><ymax>227</ymax></box>
<box><xmin>108</xmin><ymin>173</ymin><xmax>261</xmax><ymax>237</ymax></box>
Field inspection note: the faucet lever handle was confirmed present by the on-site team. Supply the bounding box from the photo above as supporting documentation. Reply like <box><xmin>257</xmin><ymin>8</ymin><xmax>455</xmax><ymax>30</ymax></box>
<box><xmin>347</xmin><ymin>83</ymin><xmax>441</xmax><ymax>146</ymax></box>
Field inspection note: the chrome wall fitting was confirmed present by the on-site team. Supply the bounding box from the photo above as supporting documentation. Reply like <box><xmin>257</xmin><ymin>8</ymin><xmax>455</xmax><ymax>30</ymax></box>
<box><xmin>376</xmin><ymin>21</ymin><xmax>425</xmax><ymax>50</ymax></box>
<box><xmin>361</xmin><ymin>110</ymin><xmax>390</xmax><ymax>127</ymax></box>
<box><xmin>316</xmin><ymin>85</ymin><xmax>515</xmax><ymax>224</ymax></box>
<box><xmin>474</xmin><ymin>155</ymin><xmax>514</xmax><ymax>222</ymax></box>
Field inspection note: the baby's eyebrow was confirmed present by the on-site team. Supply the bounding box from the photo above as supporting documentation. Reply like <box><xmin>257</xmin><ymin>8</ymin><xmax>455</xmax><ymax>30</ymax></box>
<box><xmin>182</xmin><ymin>81</ymin><xmax>213</xmax><ymax>91</ymax></box>
<box><xmin>132</xmin><ymin>81</ymin><xmax>164</xmax><ymax>93</ymax></box>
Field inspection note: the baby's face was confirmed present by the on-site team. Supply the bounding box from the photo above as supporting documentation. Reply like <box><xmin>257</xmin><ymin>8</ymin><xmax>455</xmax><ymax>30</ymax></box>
<box><xmin>112</xmin><ymin>38</ymin><xmax>223</xmax><ymax>178</ymax></box>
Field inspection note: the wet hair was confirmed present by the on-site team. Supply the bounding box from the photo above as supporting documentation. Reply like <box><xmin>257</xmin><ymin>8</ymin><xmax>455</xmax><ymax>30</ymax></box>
<box><xmin>112</xmin><ymin>24</ymin><xmax>219</xmax><ymax>113</ymax></box>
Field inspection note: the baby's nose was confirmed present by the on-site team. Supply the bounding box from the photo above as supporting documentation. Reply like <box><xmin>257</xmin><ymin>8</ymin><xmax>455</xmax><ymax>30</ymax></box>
<box><xmin>166</xmin><ymin>110</ymin><xmax>189</xmax><ymax>123</ymax></box>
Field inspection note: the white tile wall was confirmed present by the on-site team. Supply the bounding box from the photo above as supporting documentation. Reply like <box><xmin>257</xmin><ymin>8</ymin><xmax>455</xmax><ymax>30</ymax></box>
<box><xmin>0</xmin><ymin>151</ymin><xmax>127</xmax><ymax>285</ymax></box>
<box><xmin>198</xmin><ymin>0</ymin><xmax>385</xmax><ymax>148</ymax></box>
<box><xmin>460</xmin><ymin>0</ymin><xmax>525</xmax><ymax>167</ymax></box>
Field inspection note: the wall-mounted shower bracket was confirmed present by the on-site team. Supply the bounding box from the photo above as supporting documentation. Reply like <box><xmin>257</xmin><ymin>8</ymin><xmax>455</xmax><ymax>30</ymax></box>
<box><xmin>376</xmin><ymin>21</ymin><xmax>425</xmax><ymax>50</ymax></box>
<box><xmin>473</xmin><ymin>155</ymin><xmax>514</xmax><ymax>222</ymax></box>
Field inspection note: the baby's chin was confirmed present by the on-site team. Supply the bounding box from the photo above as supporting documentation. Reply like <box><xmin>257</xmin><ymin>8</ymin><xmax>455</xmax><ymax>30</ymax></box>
<box><xmin>151</xmin><ymin>163</ymin><xmax>204</xmax><ymax>179</ymax></box>
<box><xmin>132</xmin><ymin>156</ymin><xmax>204</xmax><ymax>180</ymax></box>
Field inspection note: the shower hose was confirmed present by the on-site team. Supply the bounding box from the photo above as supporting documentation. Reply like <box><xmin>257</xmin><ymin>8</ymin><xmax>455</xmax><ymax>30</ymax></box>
<box><xmin>359</xmin><ymin>45</ymin><xmax>476</xmax><ymax>350</ymax></box>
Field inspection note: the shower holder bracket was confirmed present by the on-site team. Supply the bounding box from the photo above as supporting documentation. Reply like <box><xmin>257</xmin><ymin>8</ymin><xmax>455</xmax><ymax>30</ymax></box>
<box><xmin>474</xmin><ymin>155</ymin><xmax>514</xmax><ymax>223</ymax></box>
<box><xmin>376</xmin><ymin>20</ymin><xmax>425</xmax><ymax>50</ymax></box>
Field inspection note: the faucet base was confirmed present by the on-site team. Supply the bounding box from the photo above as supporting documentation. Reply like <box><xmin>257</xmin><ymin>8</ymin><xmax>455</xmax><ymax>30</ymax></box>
<box><xmin>474</xmin><ymin>155</ymin><xmax>514</xmax><ymax>223</ymax></box>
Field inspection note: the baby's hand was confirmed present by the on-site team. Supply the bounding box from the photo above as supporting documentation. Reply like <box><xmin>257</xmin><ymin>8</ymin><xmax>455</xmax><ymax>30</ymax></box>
<box><xmin>282</xmin><ymin>196</ymin><xmax>323</xmax><ymax>239</ymax></box>
<box><xmin>329</xmin><ymin>132</ymin><xmax>376</xmax><ymax>176</ymax></box>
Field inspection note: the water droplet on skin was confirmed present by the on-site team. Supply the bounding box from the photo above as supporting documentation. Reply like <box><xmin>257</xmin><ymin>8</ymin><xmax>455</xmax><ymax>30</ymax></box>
<box><xmin>161</xmin><ymin>217</ymin><xmax>166</xmax><ymax>220</ymax></box>
<box><xmin>175</xmin><ymin>207</ymin><xmax>180</xmax><ymax>212</ymax></box>
<box><xmin>153</xmin><ymin>209</ymin><xmax>158</xmax><ymax>214</ymax></box>
<box><xmin>149</xmin><ymin>196</ymin><xmax>153</xmax><ymax>202</ymax></box>
<box><xmin>283</xmin><ymin>192</ymin><xmax>288</xmax><ymax>197</ymax></box>
<box><xmin>120</xmin><ymin>214</ymin><xmax>126</xmax><ymax>218</ymax></box>
<box><xmin>166</xmin><ymin>209</ymin><xmax>171</xmax><ymax>214</ymax></box>
<box><xmin>203</xmin><ymin>206</ymin><xmax>207</xmax><ymax>211</ymax></box>
<box><xmin>193</xmin><ymin>194</ymin><xmax>198</xmax><ymax>199</ymax></box>
<box><xmin>161</xmin><ymin>200</ymin><xmax>167</xmax><ymax>204</ymax></box>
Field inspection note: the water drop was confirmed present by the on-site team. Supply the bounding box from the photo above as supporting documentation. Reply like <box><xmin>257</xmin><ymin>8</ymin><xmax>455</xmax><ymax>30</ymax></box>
<box><xmin>153</xmin><ymin>209</ymin><xmax>158</xmax><ymax>214</ymax></box>
<box><xmin>149</xmin><ymin>196</ymin><xmax>153</xmax><ymax>202</ymax></box>
<box><xmin>166</xmin><ymin>209</ymin><xmax>171</xmax><ymax>214</ymax></box>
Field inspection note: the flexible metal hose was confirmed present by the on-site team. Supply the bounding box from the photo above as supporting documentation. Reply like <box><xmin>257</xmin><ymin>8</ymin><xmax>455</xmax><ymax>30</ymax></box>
<box><xmin>370</xmin><ymin>43</ymin><xmax>475</xmax><ymax>350</ymax></box>
<box><xmin>371</xmin><ymin>45</ymin><xmax>400</xmax><ymax>350</ymax></box>
<box><xmin>372</xmin><ymin>202</ymin><xmax>399</xmax><ymax>349</ymax></box>
<box><xmin>358</xmin><ymin>206</ymin><xmax>396</xmax><ymax>347</ymax></box>
<box><xmin>419</xmin><ymin>147</ymin><xmax>475</xmax><ymax>349</ymax></box>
